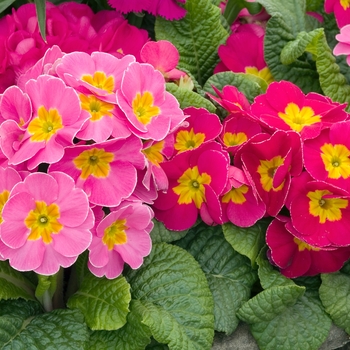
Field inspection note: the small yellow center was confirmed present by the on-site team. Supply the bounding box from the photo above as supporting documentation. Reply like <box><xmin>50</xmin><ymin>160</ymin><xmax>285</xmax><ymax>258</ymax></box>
<box><xmin>245</xmin><ymin>66</ymin><xmax>274</xmax><ymax>85</ymax></box>
<box><xmin>257</xmin><ymin>156</ymin><xmax>285</xmax><ymax>192</ymax></box>
<box><xmin>320</xmin><ymin>143</ymin><xmax>350</xmax><ymax>179</ymax></box>
<box><xmin>307</xmin><ymin>189</ymin><xmax>348</xmax><ymax>224</ymax></box>
<box><xmin>0</xmin><ymin>190</ymin><xmax>10</xmax><ymax>224</ymax></box>
<box><xmin>340</xmin><ymin>0</ymin><xmax>350</xmax><ymax>10</ymax></box>
<box><xmin>174</xmin><ymin>128</ymin><xmax>205</xmax><ymax>152</ymax></box>
<box><xmin>132</xmin><ymin>91</ymin><xmax>160</xmax><ymax>125</ymax></box>
<box><xmin>102</xmin><ymin>218</ymin><xmax>128</xmax><ymax>250</ymax></box>
<box><xmin>173</xmin><ymin>166</ymin><xmax>211</xmax><ymax>209</ymax></box>
<box><xmin>142</xmin><ymin>141</ymin><xmax>164</xmax><ymax>166</ymax></box>
<box><xmin>222</xmin><ymin>185</ymin><xmax>249</xmax><ymax>204</ymax></box>
<box><xmin>79</xmin><ymin>94</ymin><xmax>114</xmax><ymax>121</ymax></box>
<box><xmin>25</xmin><ymin>201</ymin><xmax>63</xmax><ymax>244</ymax></box>
<box><xmin>223</xmin><ymin>132</ymin><xmax>247</xmax><ymax>147</ymax></box>
<box><xmin>293</xmin><ymin>237</ymin><xmax>320</xmax><ymax>251</ymax></box>
<box><xmin>277</xmin><ymin>103</ymin><xmax>321</xmax><ymax>132</ymax></box>
<box><xmin>81</xmin><ymin>71</ymin><xmax>114</xmax><ymax>93</ymax></box>
<box><xmin>28</xmin><ymin>106</ymin><xmax>63</xmax><ymax>142</ymax></box>
<box><xmin>73</xmin><ymin>148</ymin><xmax>114</xmax><ymax>180</ymax></box>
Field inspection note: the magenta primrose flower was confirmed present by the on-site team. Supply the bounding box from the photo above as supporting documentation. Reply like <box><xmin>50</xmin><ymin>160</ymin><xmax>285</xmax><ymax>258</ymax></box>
<box><xmin>0</xmin><ymin>172</ymin><xmax>93</xmax><ymax>275</ymax></box>
<box><xmin>88</xmin><ymin>201</ymin><xmax>153</xmax><ymax>279</ymax></box>
<box><xmin>325</xmin><ymin>0</ymin><xmax>350</xmax><ymax>28</ymax></box>
<box><xmin>152</xmin><ymin>142</ymin><xmax>229</xmax><ymax>231</ymax></box>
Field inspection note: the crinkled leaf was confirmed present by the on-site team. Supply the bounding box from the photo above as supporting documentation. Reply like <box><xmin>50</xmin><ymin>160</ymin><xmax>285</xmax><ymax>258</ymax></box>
<box><xmin>126</xmin><ymin>243</ymin><xmax>214</xmax><ymax>350</ymax></box>
<box><xmin>239</xmin><ymin>288</ymin><xmax>331</xmax><ymax>350</ymax></box>
<box><xmin>0</xmin><ymin>261</ymin><xmax>36</xmax><ymax>301</ymax></box>
<box><xmin>203</xmin><ymin>72</ymin><xmax>267</xmax><ymax>104</ymax></box>
<box><xmin>0</xmin><ymin>299</ymin><xmax>42</xmax><ymax>318</ymax></box>
<box><xmin>67</xmin><ymin>274</ymin><xmax>131</xmax><ymax>331</ymax></box>
<box><xmin>320</xmin><ymin>272</ymin><xmax>350</xmax><ymax>334</ymax></box>
<box><xmin>222</xmin><ymin>222</ymin><xmax>266</xmax><ymax>266</ymax></box>
<box><xmin>0</xmin><ymin>302</ymin><xmax>89</xmax><ymax>350</ymax></box>
<box><xmin>150</xmin><ymin>219</ymin><xmax>188</xmax><ymax>244</ymax></box>
<box><xmin>155</xmin><ymin>0</ymin><xmax>229</xmax><ymax>86</ymax></box>
<box><xmin>176</xmin><ymin>223</ymin><xmax>257</xmax><ymax>335</ymax></box>
<box><xmin>89</xmin><ymin>300</ymin><xmax>151</xmax><ymax>350</ymax></box>
<box><xmin>166</xmin><ymin>83</ymin><xmax>216</xmax><ymax>112</ymax></box>
<box><xmin>34</xmin><ymin>0</ymin><xmax>46</xmax><ymax>42</ymax></box>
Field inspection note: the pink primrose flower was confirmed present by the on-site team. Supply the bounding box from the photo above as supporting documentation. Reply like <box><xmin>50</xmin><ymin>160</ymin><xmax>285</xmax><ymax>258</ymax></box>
<box><xmin>334</xmin><ymin>25</ymin><xmax>350</xmax><ymax>66</ymax></box>
<box><xmin>304</xmin><ymin>121</ymin><xmax>350</xmax><ymax>192</ymax></box>
<box><xmin>173</xmin><ymin>107</ymin><xmax>222</xmax><ymax>155</ymax></box>
<box><xmin>117</xmin><ymin>62</ymin><xmax>186</xmax><ymax>141</ymax></box>
<box><xmin>49</xmin><ymin>136</ymin><xmax>145</xmax><ymax>207</ymax></box>
<box><xmin>235</xmin><ymin>130</ymin><xmax>303</xmax><ymax>217</ymax></box>
<box><xmin>0</xmin><ymin>172</ymin><xmax>93</xmax><ymax>275</ymax></box>
<box><xmin>221</xmin><ymin>166</ymin><xmax>266</xmax><ymax>227</ymax></box>
<box><xmin>266</xmin><ymin>216</ymin><xmax>350</xmax><ymax>278</ymax></box>
<box><xmin>325</xmin><ymin>0</ymin><xmax>350</xmax><ymax>28</ymax></box>
<box><xmin>129</xmin><ymin>168</ymin><xmax>159</xmax><ymax>204</ymax></box>
<box><xmin>108</xmin><ymin>0</ymin><xmax>187</xmax><ymax>20</ymax></box>
<box><xmin>88</xmin><ymin>201</ymin><xmax>153</xmax><ymax>279</ymax></box>
<box><xmin>152</xmin><ymin>142</ymin><xmax>230</xmax><ymax>230</ymax></box>
<box><xmin>251</xmin><ymin>80</ymin><xmax>348</xmax><ymax>140</ymax></box>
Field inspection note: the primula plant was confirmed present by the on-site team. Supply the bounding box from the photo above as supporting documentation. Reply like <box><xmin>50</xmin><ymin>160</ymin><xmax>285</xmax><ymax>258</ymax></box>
<box><xmin>2</xmin><ymin>0</ymin><xmax>350</xmax><ymax>349</ymax></box>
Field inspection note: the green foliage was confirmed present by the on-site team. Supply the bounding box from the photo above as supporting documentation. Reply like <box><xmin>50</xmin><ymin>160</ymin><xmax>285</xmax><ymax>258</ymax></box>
<box><xmin>0</xmin><ymin>0</ymin><xmax>16</xmax><ymax>13</ymax></box>
<box><xmin>223</xmin><ymin>0</ymin><xmax>262</xmax><ymax>25</ymax></box>
<box><xmin>150</xmin><ymin>219</ymin><xmax>188</xmax><ymax>243</ymax></box>
<box><xmin>34</xmin><ymin>0</ymin><xmax>46</xmax><ymax>42</ymax></box>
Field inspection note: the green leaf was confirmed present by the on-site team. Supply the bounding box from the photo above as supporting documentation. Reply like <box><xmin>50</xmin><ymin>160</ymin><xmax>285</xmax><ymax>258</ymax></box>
<box><xmin>0</xmin><ymin>0</ymin><xmax>16</xmax><ymax>13</ymax></box>
<box><xmin>222</xmin><ymin>222</ymin><xmax>266</xmax><ymax>266</ymax></box>
<box><xmin>176</xmin><ymin>223</ymin><xmax>257</xmax><ymax>334</ymax></box>
<box><xmin>320</xmin><ymin>272</ymin><xmax>350</xmax><ymax>334</ymax></box>
<box><xmin>223</xmin><ymin>0</ymin><xmax>262</xmax><ymax>25</ymax></box>
<box><xmin>89</xmin><ymin>300</ymin><xmax>151</xmax><ymax>350</ymax></box>
<box><xmin>0</xmin><ymin>299</ymin><xmax>42</xmax><ymax>318</ymax></box>
<box><xmin>34</xmin><ymin>0</ymin><xmax>46</xmax><ymax>43</ymax></box>
<box><xmin>155</xmin><ymin>0</ymin><xmax>228</xmax><ymax>86</ymax></box>
<box><xmin>203</xmin><ymin>72</ymin><xmax>267</xmax><ymax>104</ymax></box>
<box><xmin>67</xmin><ymin>274</ymin><xmax>131</xmax><ymax>331</ymax></box>
<box><xmin>150</xmin><ymin>219</ymin><xmax>188</xmax><ymax>243</ymax></box>
<box><xmin>0</xmin><ymin>301</ymin><xmax>89</xmax><ymax>350</ymax></box>
<box><xmin>0</xmin><ymin>261</ymin><xmax>36</xmax><ymax>301</ymax></box>
<box><xmin>306</xmin><ymin>0</ymin><xmax>323</xmax><ymax>12</ymax></box>
<box><xmin>166</xmin><ymin>83</ymin><xmax>216</xmax><ymax>112</ymax></box>
<box><xmin>126</xmin><ymin>243</ymin><xmax>214</xmax><ymax>350</ymax></box>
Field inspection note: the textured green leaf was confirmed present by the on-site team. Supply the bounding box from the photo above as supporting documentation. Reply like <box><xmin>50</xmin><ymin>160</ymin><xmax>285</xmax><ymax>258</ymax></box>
<box><xmin>0</xmin><ymin>299</ymin><xmax>42</xmax><ymax>318</ymax></box>
<box><xmin>166</xmin><ymin>83</ymin><xmax>216</xmax><ymax>112</ymax></box>
<box><xmin>320</xmin><ymin>273</ymin><xmax>350</xmax><ymax>334</ymax></box>
<box><xmin>222</xmin><ymin>222</ymin><xmax>266</xmax><ymax>266</ymax></box>
<box><xmin>34</xmin><ymin>0</ymin><xmax>46</xmax><ymax>42</ymax></box>
<box><xmin>126</xmin><ymin>243</ymin><xmax>214</xmax><ymax>350</ymax></box>
<box><xmin>150</xmin><ymin>219</ymin><xmax>188</xmax><ymax>243</ymax></box>
<box><xmin>67</xmin><ymin>274</ymin><xmax>131</xmax><ymax>331</ymax></box>
<box><xmin>176</xmin><ymin>223</ymin><xmax>257</xmax><ymax>334</ymax></box>
<box><xmin>155</xmin><ymin>0</ymin><xmax>228</xmax><ymax>86</ymax></box>
<box><xmin>89</xmin><ymin>300</ymin><xmax>151</xmax><ymax>350</ymax></box>
<box><xmin>0</xmin><ymin>261</ymin><xmax>36</xmax><ymax>301</ymax></box>
<box><xmin>0</xmin><ymin>301</ymin><xmax>89</xmax><ymax>350</ymax></box>
<box><xmin>203</xmin><ymin>72</ymin><xmax>267</xmax><ymax>104</ymax></box>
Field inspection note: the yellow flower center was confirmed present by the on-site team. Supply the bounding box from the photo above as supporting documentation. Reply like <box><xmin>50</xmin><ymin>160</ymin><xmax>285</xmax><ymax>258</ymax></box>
<box><xmin>245</xmin><ymin>66</ymin><xmax>274</xmax><ymax>84</ymax></box>
<box><xmin>25</xmin><ymin>201</ymin><xmax>63</xmax><ymax>244</ymax></box>
<box><xmin>173</xmin><ymin>166</ymin><xmax>211</xmax><ymax>209</ymax></box>
<box><xmin>174</xmin><ymin>128</ymin><xmax>205</xmax><ymax>152</ymax></box>
<box><xmin>320</xmin><ymin>143</ymin><xmax>350</xmax><ymax>179</ymax></box>
<box><xmin>132</xmin><ymin>91</ymin><xmax>160</xmax><ymax>125</ymax></box>
<box><xmin>79</xmin><ymin>94</ymin><xmax>114</xmax><ymax>121</ymax></box>
<box><xmin>307</xmin><ymin>189</ymin><xmax>348</xmax><ymax>224</ymax></box>
<box><xmin>142</xmin><ymin>141</ymin><xmax>164</xmax><ymax>166</ymax></box>
<box><xmin>257</xmin><ymin>155</ymin><xmax>285</xmax><ymax>192</ymax></box>
<box><xmin>0</xmin><ymin>190</ymin><xmax>10</xmax><ymax>224</ymax></box>
<box><xmin>277</xmin><ymin>103</ymin><xmax>321</xmax><ymax>132</ymax></box>
<box><xmin>222</xmin><ymin>185</ymin><xmax>249</xmax><ymax>204</ymax></box>
<box><xmin>81</xmin><ymin>71</ymin><xmax>114</xmax><ymax>93</ymax></box>
<box><xmin>102</xmin><ymin>218</ymin><xmax>128</xmax><ymax>250</ymax></box>
<box><xmin>223</xmin><ymin>132</ymin><xmax>247</xmax><ymax>147</ymax></box>
<box><xmin>73</xmin><ymin>148</ymin><xmax>114</xmax><ymax>180</ymax></box>
<box><xmin>28</xmin><ymin>106</ymin><xmax>63</xmax><ymax>142</ymax></box>
<box><xmin>293</xmin><ymin>237</ymin><xmax>320</xmax><ymax>251</ymax></box>
<box><xmin>340</xmin><ymin>0</ymin><xmax>350</xmax><ymax>10</ymax></box>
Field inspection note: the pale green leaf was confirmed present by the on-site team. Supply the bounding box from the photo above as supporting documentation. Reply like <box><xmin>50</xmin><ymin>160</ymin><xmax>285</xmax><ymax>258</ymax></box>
<box><xmin>150</xmin><ymin>219</ymin><xmax>188</xmax><ymax>244</ymax></box>
<box><xmin>176</xmin><ymin>223</ymin><xmax>257</xmax><ymax>335</ymax></box>
<box><xmin>126</xmin><ymin>243</ymin><xmax>214</xmax><ymax>350</ymax></box>
<box><xmin>34</xmin><ymin>0</ymin><xmax>46</xmax><ymax>42</ymax></box>
<box><xmin>320</xmin><ymin>272</ymin><xmax>350</xmax><ymax>334</ymax></box>
<box><xmin>0</xmin><ymin>261</ymin><xmax>36</xmax><ymax>301</ymax></box>
<box><xmin>155</xmin><ymin>0</ymin><xmax>229</xmax><ymax>86</ymax></box>
<box><xmin>89</xmin><ymin>300</ymin><xmax>151</xmax><ymax>350</ymax></box>
<box><xmin>222</xmin><ymin>222</ymin><xmax>266</xmax><ymax>266</ymax></box>
<box><xmin>67</xmin><ymin>274</ymin><xmax>131</xmax><ymax>331</ymax></box>
<box><xmin>166</xmin><ymin>83</ymin><xmax>216</xmax><ymax>112</ymax></box>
